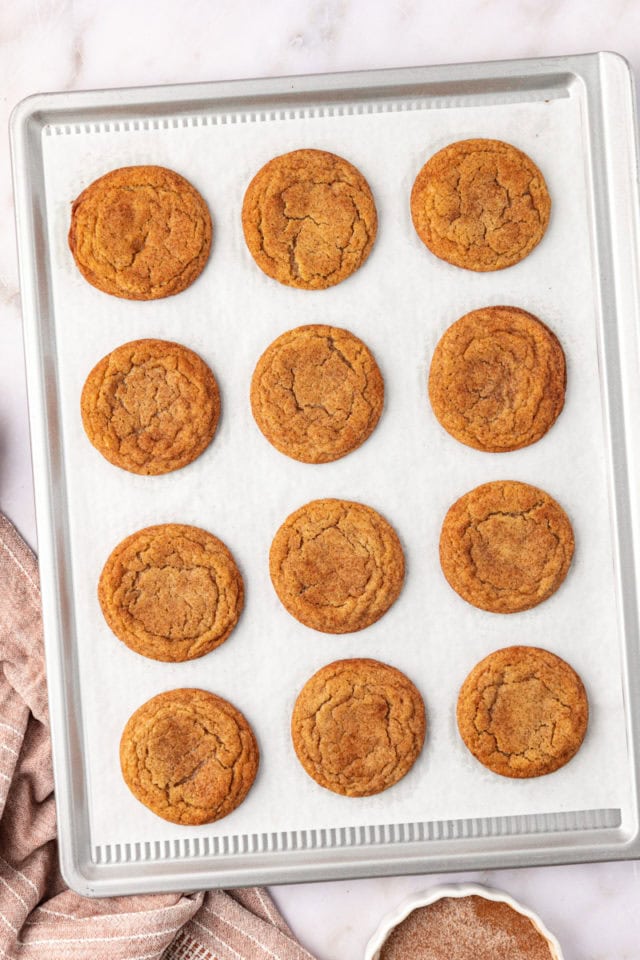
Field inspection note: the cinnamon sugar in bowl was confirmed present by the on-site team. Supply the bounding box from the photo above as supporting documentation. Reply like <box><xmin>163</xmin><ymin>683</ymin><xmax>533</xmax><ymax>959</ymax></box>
<box><xmin>365</xmin><ymin>884</ymin><xmax>563</xmax><ymax>960</ymax></box>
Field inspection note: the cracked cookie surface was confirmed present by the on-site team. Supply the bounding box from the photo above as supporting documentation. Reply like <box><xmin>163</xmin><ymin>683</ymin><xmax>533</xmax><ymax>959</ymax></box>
<box><xmin>270</xmin><ymin>499</ymin><xmax>405</xmax><ymax>633</ymax></box>
<box><xmin>291</xmin><ymin>658</ymin><xmax>426</xmax><ymax>796</ymax></box>
<box><xmin>81</xmin><ymin>338</ymin><xmax>220</xmax><ymax>475</ymax></box>
<box><xmin>99</xmin><ymin>524</ymin><xmax>243</xmax><ymax>661</ymax></box>
<box><xmin>251</xmin><ymin>324</ymin><xmax>384</xmax><ymax>463</ymax></box>
<box><xmin>69</xmin><ymin>165</ymin><xmax>212</xmax><ymax>299</ymax></box>
<box><xmin>411</xmin><ymin>139</ymin><xmax>551</xmax><ymax>271</ymax></box>
<box><xmin>120</xmin><ymin>688</ymin><xmax>259</xmax><ymax>823</ymax></box>
<box><xmin>429</xmin><ymin>306</ymin><xmax>566</xmax><ymax>452</ymax></box>
<box><xmin>440</xmin><ymin>481</ymin><xmax>574</xmax><ymax>613</ymax></box>
<box><xmin>241</xmin><ymin>149</ymin><xmax>377</xmax><ymax>289</ymax></box>
<box><xmin>457</xmin><ymin>646</ymin><xmax>588</xmax><ymax>777</ymax></box>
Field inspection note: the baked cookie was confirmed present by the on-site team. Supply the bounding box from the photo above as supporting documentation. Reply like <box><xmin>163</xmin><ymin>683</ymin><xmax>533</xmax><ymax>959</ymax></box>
<box><xmin>81</xmin><ymin>338</ymin><xmax>220</xmax><ymax>475</ymax></box>
<box><xmin>120</xmin><ymin>688</ymin><xmax>259</xmax><ymax>824</ymax></box>
<box><xmin>411</xmin><ymin>139</ymin><xmax>551</xmax><ymax>271</ymax></box>
<box><xmin>270</xmin><ymin>499</ymin><xmax>405</xmax><ymax>633</ymax></box>
<box><xmin>440</xmin><ymin>481</ymin><xmax>574</xmax><ymax>613</ymax></box>
<box><xmin>457</xmin><ymin>646</ymin><xmax>588</xmax><ymax>778</ymax></box>
<box><xmin>428</xmin><ymin>306</ymin><xmax>566</xmax><ymax>452</ymax></box>
<box><xmin>69</xmin><ymin>165</ymin><xmax>211</xmax><ymax>299</ymax></box>
<box><xmin>251</xmin><ymin>324</ymin><xmax>384</xmax><ymax>463</ymax></box>
<box><xmin>291</xmin><ymin>659</ymin><xmax>426</xmax><ymax>796</ymax></box>
<box><xmin>241</xmin><ymin>149</ymin><xmax>377</xmax><ymax>289</ymax></box>
<box><xmin>99</xmin><ymin>524</ymin><xmax>243</xmax><ymax>661</ymax></box>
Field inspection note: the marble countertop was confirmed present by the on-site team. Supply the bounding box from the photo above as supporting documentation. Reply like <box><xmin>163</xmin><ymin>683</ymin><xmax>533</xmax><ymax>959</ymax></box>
<box><xmin>2</xmin><ymin>2</ymin><xmax>640</xmax><ymax>958</ymax></box>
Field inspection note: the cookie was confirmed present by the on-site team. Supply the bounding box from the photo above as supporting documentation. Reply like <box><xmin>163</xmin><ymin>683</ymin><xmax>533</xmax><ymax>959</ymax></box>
<box><xmin>120</xmin><ymin>688</ymin><xmax>259</xmax><ymax>824</ymax></box>
<box><xmin>457</xmin><ymin>646</ymin><xmax>588</xmax><ymax>778</ymax></box>
<box><xmin>411</xmin><ymin>139</ymin><xmax>551</xmax><ymax>271</ymax></box>
<box><xmin>69</xmin><ymin>165</ymin><xmax>211</xmax><ymax>299</ymax></box>
<box><xmin>81</xmin><ymin>338</ymin><xmax>220</xmax><ymax>475</ymax></box>
<box><xmin>440</xmin><ymin>481</ymin><xmax>574</xmax><ymax>613</ymax></box>
<box><xmin>251</xmin><ymin>324</ymin><xmax>384</xmax><ymax>463</ymax></box>
<box><xmin>428</xmin><ymin>306</ymin><xmax>566</xmax><ymax>452</ymax></box>
<box><xmin>291</xmin><ymin>659</ymin><xmax>426</xmax><ymax>796</ymax></box>
<box><xmin>270</xmin><ymin>499</ymin><xmax>405</xmax><ymax>633</ymax></box>
<box><xmin>241</xmin><ymin>148</ymin><xmax>377</xmax><ymax>289</ymax></box>
<box><xmin>99</xmin><ymin>524</ymin><xmax>243</xmax><ymax>662</ymax></box>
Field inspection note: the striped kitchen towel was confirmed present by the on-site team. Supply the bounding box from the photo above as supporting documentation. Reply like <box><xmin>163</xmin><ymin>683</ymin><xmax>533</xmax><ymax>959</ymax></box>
<box><xmin>0</xmin><ymin>512</ymin><xmax>316</xmax><ymax>960</ymax></box>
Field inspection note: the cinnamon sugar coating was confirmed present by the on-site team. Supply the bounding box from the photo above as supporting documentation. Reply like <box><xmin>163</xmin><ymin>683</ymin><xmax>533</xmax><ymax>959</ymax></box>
<box><xmin>120</xmin><ymin>688</ymin><xmax>258</xmax><ymax>824</ymax></box>
<box><xmin>99</xmin><ymin>524</ymin><xmax>243</xmax><ymax>662</ymax></box>
<box><xmin>429</xmin><ymin>306</ymin><xmax>565</xmax><ymax>452</ymax></box>
<box><xmin>411</xmin><ymin>139</ymin><xmax>550</xmax><ymax>271</ymax></box>
<box><xmin>457</xmin><ymin>646</ymin><xmax>588</xmax><ymax>778</ymax></box>
<box><xmin>291</xmin><ymin>658</ymin><xmax>425</xmax><ymax>797</ymax></box>
<box><xmin>69</xmin><ymin>165</ymin><xmax>211</xmax><ymax>299</ymax></box>
<box><xmin>242</xmin><ymin>149</ymin><xmax>377</xmax><ymax>289</ymax></box>
<box><xmin>379</xmin><ymin>895</ymin><xmax>557</xmax><ymax>959</ymax></box>
<box><xmin>439</xmin><ymin>481</ymin><xmax>574</xmax><ymax>614</ymax></box>
<box><xmin>81</xmin><ymin>339</ymin><xmax>220</xmax><ymax>475</ymax></box>
<box><xmin>251</xmin><ymin>324</ymin><xmax>384</xmax><ymax>463</ymax></box>
<box><xmin>270</xmin><ymin>499</ymin><xmax>405</xmax><ymax>634</ymax></box>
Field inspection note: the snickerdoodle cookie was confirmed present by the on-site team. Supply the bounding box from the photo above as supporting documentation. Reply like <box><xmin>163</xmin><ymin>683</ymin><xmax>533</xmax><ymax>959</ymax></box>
<box><xmin>457</xmin><ymin>646</ymin><xmax>588</xmax><ymax>777</ymax></box>
<box><xmin>270</xmin><ymin>499</ymin><xmax>404</xmax><ymax>633</ymax></box>
<box><xmin>81</xmin><ymin>339</ymin><xmax>220</xmax><ymax>475</ymax></box>
<box><xmin>291</xmin><ymin>658</ymin><xmax>426</xmax><ymax>796</ymax></box>
<box><xmin>251</xmin><ymin>324</ymin><xmax>384</xmax><ymax>463</ymax></box>
<box><xmin>99</xmin><ymin>524</ymin><xmax>243</xmax><ymax>661</ymax></box>
<box><xmin>411</xmin><ymin>139</ymin><xmax>551</xmax><ymax>271</ymax></box>
<box><xmin>69</xmin><ymin>165</ymin><xmax>211</xmax><ymax>299</ymax></box>
<box><xmin>428</xmin><ymin>306</ymin><xmax>566</xmax><ymax>451</ymax></box>
<box><xmin>120</xmin><ymin>688</ymin><xmax>259</xmax><ymax>823</ymax></box>
<box><xmin>439</xmin><ymin>481</ymin><xmax>574</xmax><ymax>613</ymax></box>
<box><xmin>242</xmin><ymin>149</ymin><xmax>377</xmax><ymax>289</ymax></box>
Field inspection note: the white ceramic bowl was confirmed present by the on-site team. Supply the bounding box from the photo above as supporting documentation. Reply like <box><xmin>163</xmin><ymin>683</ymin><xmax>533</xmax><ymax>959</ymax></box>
<box><xmin>364</xmin><ymin>882</ymin><xmax>564</xmax><ymax>960</ymax></box>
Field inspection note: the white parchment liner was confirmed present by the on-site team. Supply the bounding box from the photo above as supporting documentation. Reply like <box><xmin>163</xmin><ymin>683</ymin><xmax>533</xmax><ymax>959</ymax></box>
<box><xmin>41</xmin><ymin>90</ymin><xmax>632</xmax><ymax>849</ymax></box>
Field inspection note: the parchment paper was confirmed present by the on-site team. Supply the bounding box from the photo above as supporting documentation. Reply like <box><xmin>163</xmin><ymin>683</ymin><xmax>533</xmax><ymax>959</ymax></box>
<box><xmin>41</xmin><ymin>89</ymin><xmax>632</xmax><ymax>850</ymax></box>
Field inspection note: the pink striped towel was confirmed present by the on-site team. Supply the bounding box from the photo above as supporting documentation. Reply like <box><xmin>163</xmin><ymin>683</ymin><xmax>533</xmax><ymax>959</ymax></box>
<box><xmin>0</xmin><ymin>513</ymin><xmax>317</xmax><ymax>960</ymax></box>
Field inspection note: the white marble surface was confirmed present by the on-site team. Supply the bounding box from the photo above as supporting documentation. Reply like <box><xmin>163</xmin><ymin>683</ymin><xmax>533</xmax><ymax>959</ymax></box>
<box><xmin>2</xmin><ymin>2</ymin><xmax>640</xmax><ymax>958</ymax></box>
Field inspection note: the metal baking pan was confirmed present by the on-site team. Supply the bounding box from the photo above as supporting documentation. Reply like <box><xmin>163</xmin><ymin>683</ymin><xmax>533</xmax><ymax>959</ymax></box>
<box><xmin>10</xmin><ymin>53</ymin><xmax>640</xmax><ymax>896</ymax></box>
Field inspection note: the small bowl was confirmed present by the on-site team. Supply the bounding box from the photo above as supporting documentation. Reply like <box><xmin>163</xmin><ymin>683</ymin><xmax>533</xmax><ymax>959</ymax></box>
<box><xmin>364</xmin><ymin>882</ymin><xmax>564</xmax><ymax>960</ymax></box>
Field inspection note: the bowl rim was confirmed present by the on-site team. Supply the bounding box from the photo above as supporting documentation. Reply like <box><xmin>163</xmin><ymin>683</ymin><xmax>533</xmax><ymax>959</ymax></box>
<box><xmin>363</xmin><ymin>881</ymin><xmax>564</xmax><ymax>960</ymax></box>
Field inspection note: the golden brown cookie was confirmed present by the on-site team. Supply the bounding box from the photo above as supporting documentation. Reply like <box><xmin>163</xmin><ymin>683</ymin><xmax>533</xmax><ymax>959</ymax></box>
<box><xmin>120</xmin><ymin>688</ymin><xmax>259</xmax><ymax>824</ymax></box>
<box><xmin>428</xmin><ymin>306</ymin><xmax>566</xmax><ymax>452</ymax></box>
<box><xmin>241</xmin><ymin>149</ymin><xmax>377</xmax><ymax>289</ymax></box>
<box><xmin>99</xmin><ymin>524</ymin><xmax>243</xmax><ymax>662</ymax></box>
<box><xmin>457</xmin><ymin>646</ymin><xmax>588</xmax><ymax>778</ymax></box>
<box><xmin>69</xmin><ymin>165</ymin><xmax>212</xmax><ymax>299</ymax></box>
<box><xmin>411</xmin><ymin>139</ymin><xmax>551</xmax><ymax>271</ymax></box>
<box><xmin>270</xmin><ymin>499</ymin><xmax>405</xmax><ymax>633</ymax></box>
<box><xmin>251</xmin><ymin>324</ymin><xmax>384</xmax><ymax>463</ymax></box>
<box><xmin>440</xmin><ymin>481</ymin><xmax>574</xmax><ymax>613</ymax></box>
<box><xmin>291</xmin><ymin>659</ymin><xmax>426</xmax><ymax>796</ymax></box>
<box><xmin>81</xmin><ymin>339</ymin><xmax>220</xmax><ymax>475</ymax></box>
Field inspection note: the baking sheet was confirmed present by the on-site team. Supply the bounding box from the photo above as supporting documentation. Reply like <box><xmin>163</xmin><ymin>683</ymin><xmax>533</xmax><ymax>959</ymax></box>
<box><xmin>39</xmin><ymin>88</ymin><xmax>632</xmax><ymax>852</ymax></box>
